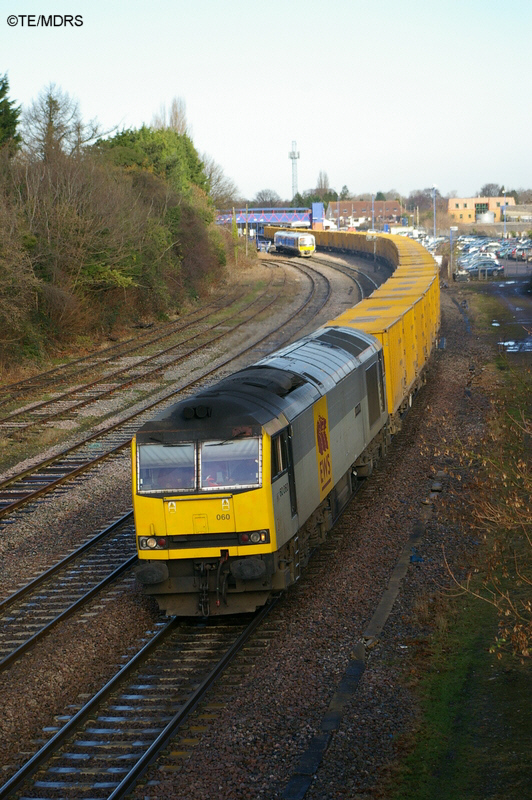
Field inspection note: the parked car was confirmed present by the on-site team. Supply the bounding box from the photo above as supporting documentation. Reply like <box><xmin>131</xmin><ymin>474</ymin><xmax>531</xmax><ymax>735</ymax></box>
<box><xmin>466</xmin><ymin>260</ymin><xmax>504</xmax><ymax>277</ymax></box>
<box><xmin>457</xmin><ymin>253</ymin><xmax>481</xmax><ymax>267</ymax></box>
<box><xmin>508</xmin><ymin>245</ymin><xmax>531</xmax><ymax>261</ymax></box>
<box><xmin>458</xmin><ymin>253</ymin><xmax>499</xmax><ymax>270</ymax></box>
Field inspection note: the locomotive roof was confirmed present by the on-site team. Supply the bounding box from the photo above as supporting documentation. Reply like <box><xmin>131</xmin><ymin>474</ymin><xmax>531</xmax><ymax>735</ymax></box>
<box><xmin>135</xmin><ymin>325</ymin><xmax>380</xmax><ymax>443</ymax></box>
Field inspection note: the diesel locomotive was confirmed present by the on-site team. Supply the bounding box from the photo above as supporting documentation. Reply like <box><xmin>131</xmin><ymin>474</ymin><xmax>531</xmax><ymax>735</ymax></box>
<box><xmin>132</xmin><ymin>231</ymin><xmax>440</xmax><ymax>616</ymax></box>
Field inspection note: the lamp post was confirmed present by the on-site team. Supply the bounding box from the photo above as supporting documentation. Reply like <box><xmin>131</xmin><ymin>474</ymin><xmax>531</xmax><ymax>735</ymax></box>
<box><xmin>450</xmin><ymin>225</ymin><xmax>458</xmax><ymax>280</ymax></box>
<box><xmin>371</xmin><ymin>193</ymin><xmax>375</xmax><ymax>230</ymax></box>
<box><xmin>503</xmin><ymin>189</ymin><xmax>507</xmax><ymax>239</ymax></box>
<box><xmin>432</xmin><ymin>185</ymin><xmax>437</xmax><ymax>240</ymax></box>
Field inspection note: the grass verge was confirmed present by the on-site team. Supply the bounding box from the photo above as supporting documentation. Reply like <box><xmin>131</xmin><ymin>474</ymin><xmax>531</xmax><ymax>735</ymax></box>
<box><xmin>391</xmin><ymin>288</ymin><xmax>531</xmax><ymax>800</ymax></box>
<box><xmin>392</xmin><ymin>595</ymin><xmax>530</xmax><ymax>800</ymax></box>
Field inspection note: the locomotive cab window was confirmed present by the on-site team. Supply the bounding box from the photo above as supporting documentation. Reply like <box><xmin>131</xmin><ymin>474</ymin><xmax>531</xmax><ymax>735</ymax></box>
<box><xmin>271</xmin><ymin>431</ymin><xmax>289</xmax><ymax>480</ymax></box>
<box><xmin>271</xmin><ymin>429</ymin><xmax>297</xmax><ymax>515</ymax></box>
<box><xmin>137</xmin><ymin>443</ymin><xmax>195</xmax><ymax>493</ymax></box>
<box><xmin>200</xmin><ymin>438</ymin><xmax>261</xmax><ymax>490</ymax></box>
<box><xmin>365</xmin><ymin>361</ymin><xmax>384</xmax><ymax>428</ymax></box>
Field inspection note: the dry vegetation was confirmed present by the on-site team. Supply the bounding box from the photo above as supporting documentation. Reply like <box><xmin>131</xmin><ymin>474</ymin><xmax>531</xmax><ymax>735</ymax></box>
<box><xmin>446</xmin><ymin>369</ymin><xmax>531</xmax><ymax>659</ymax></box>
<box><xmin>0</xmin><ymin>84</ymin><xmax>231</xmax><ymax>377</ymax></box>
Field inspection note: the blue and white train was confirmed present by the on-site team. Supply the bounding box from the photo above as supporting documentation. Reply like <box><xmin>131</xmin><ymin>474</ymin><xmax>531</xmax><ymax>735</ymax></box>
<box><xmin>273</xmin><ymin>231</ymin><xmax>316</xmax><ymax>257</ymax></box>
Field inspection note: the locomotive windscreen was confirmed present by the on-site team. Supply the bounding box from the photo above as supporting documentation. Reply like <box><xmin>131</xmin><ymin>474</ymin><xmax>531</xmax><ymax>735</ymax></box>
<box><xmin>137</xmin><ymin>443</ymin><xmax>195</xmax><ymax>492</ymax></box>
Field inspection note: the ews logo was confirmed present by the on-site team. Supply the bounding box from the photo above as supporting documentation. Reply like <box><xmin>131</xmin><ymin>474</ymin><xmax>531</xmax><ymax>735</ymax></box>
<box><xmin>313</xmin><ymin>398</ymin><xmax>333</xmax><ymax>500</ymax></box>
<box><xmin>316</xmin><ymin>415</ymin><xmax>328</xmax><ymax>454</ymax></box>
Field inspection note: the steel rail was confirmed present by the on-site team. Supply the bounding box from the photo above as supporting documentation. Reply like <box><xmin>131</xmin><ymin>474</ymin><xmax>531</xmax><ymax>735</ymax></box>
<box><xmin>309</xmin><ymin>254</ymin><xmax>382</xmax><ymax>294</ymax></box>
<box><xmin>0</xmin><ymin>618</ymin><xmax>177</xmax><ymax>800</ymax></box>
<box><xmin>0</xmin><ymin>510</ymin><xmax>133</xmax><ymax>610</ymax></box>
<box><xmin>0</xmin><ymin>599</ymin><xmax>278</xmax><ymax>800</ymax></box>
<box><xmin>107</xmin><ymin>599</ymin><xmax>278</xmax><ymax>800</ymax></box>
<box><xmin>0</xmin><ymin>285</ymin><xmax>278</xmax><ymax>431</ymax></box>
<box><xmin>0</xmin><ymin>292</ymin><xmax>238</xmax><ymax>404</ymax></box>
<box><xmin>0</xmin><ymin>554</ymin><xmax>137</xmax><ymax>671</ymax></box>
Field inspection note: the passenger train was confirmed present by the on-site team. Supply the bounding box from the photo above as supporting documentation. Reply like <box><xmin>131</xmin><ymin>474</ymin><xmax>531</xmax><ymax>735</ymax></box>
<box><xmin>273</xmin><ymin>230</ymin><xmax>316</xmax><ymax>257</ymax></box>
<box><xmin>132</xmin><ymin>230</ymin><xmax>440</xmax><ymax>616</ymax></box>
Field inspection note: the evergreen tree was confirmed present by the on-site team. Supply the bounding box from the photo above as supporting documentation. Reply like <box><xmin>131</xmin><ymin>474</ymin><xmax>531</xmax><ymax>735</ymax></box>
<box><xmin>99</xmin><ymin>126</ymin><xmax>207</xmax><ymax>194</ymax></box>
<box><xmin>0</xmin><ymin>73</ymin><xmax>21</xmax><ymax>152</ymax></box>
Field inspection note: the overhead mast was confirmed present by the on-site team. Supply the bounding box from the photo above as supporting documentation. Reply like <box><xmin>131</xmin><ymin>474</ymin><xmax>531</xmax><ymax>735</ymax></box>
<box><xmin>288</xmin><ymin>140</ymin><xmax>300</xmax><ymax>200</ymax></box>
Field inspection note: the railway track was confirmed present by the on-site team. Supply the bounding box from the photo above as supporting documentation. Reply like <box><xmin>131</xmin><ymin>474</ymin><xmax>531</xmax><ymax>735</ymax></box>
<box><xmin>309</xmin><ymin>252</ymin><xmax>390</xmax><ymax>297</ymax></box>
<box><xmin>0</xmin><ymin>291</ymin><xmax>239</xmax><ymax>409</ymax></box>
<box><xmin>0</xmin><ymin>259</ymin><xmax>330</xmax><ymax>523</ymax></box>
<box><xmin>0</xmin><ymin>512</ymin><xmax>136</xmax><ymax>671</ymax></box>
<box><xmin>0</xmin><ymin>283</ymin><xmax>280</xmax><ymax>436</ymax></box>
<box><xmin>0</xmin><ymin>602</ymin><xmax>277</xmax><ymax>800</ymax></box>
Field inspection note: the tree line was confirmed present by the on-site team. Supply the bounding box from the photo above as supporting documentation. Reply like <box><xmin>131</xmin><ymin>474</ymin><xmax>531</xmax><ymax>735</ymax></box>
<box><xmin>0</xmin><ymin>76</ymin><xmax>230</xmax><ymax>372</ymax></box>
<box><xmin>247</xmin><ymin>180</ymin><xmax>532</xmax><ymax>212</ymax></box>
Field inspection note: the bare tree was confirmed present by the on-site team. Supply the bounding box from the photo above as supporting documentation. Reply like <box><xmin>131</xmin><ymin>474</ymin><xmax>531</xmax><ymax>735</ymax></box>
<box><xmin>316</xmin><ymin>170</ymin><xmax>330</xmax><ymax>195</ymax></box>
<box><xmin>479</xmin><ymin>183</ymin><xmax>502</xmax><ymax>198</ymax></box>
<box><xmin>201</xmin><ymin>153</ymin><xmax>239</xmax><ymax>208</ymax></box>
<box><xmin>252</xmin><ymin>188</ymin><xmax>282</xmax><ymax>206</ymax></box>
<box><xmin>22</xmin><ymin>83</ymin><xmax>104</xmax><ymax>160</ymax></box>
<box><xmin>516</xmin><ymin>187</ymin><xmax>532</xmax><ymax>203</ymax></box>
<box><xmin>152</xmin><ymin>97</ymin><xmax>189</xmax><ymax>135</ymax></box>
<box><xmin>407</xmin><ymin>187</ymin><xmax>446</xmax><ymax>212</ymax></box>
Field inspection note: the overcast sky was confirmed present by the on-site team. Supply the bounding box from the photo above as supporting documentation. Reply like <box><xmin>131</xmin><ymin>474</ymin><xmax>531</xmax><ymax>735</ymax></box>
<box><xmin>2</xmin><ymin>0</ymin><xmax>531</xmax><ymax>201</ymax></box>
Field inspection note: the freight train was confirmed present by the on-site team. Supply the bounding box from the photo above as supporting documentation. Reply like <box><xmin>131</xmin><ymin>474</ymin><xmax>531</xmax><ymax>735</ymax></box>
<box><xmin>132</xmin><ymin>230</ymin><xmax>440</xmax><ymax>616</ymax></box>
<box><xmin>273</xmin><ymin>230</ymin><xmax>316</xmax><ymax>257</ymax></box>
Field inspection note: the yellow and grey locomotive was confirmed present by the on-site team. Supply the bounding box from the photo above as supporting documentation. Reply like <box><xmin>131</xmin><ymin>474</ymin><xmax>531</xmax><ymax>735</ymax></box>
<box><xmin>133</xmin><ymin>326</ymin><xmax>387</xmax><ymax>615</ymax></box>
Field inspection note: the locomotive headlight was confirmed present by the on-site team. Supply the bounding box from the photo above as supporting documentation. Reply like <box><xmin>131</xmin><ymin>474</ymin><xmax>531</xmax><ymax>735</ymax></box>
<box><xmin>238</xmin><ymin>530</ymin><xmax>269</xmax><ymax>545</ymax></box>
<box><xmin>138</xmin><ymin>536</ymin><xmax>166</xmax><ymax>550</ymax></box>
